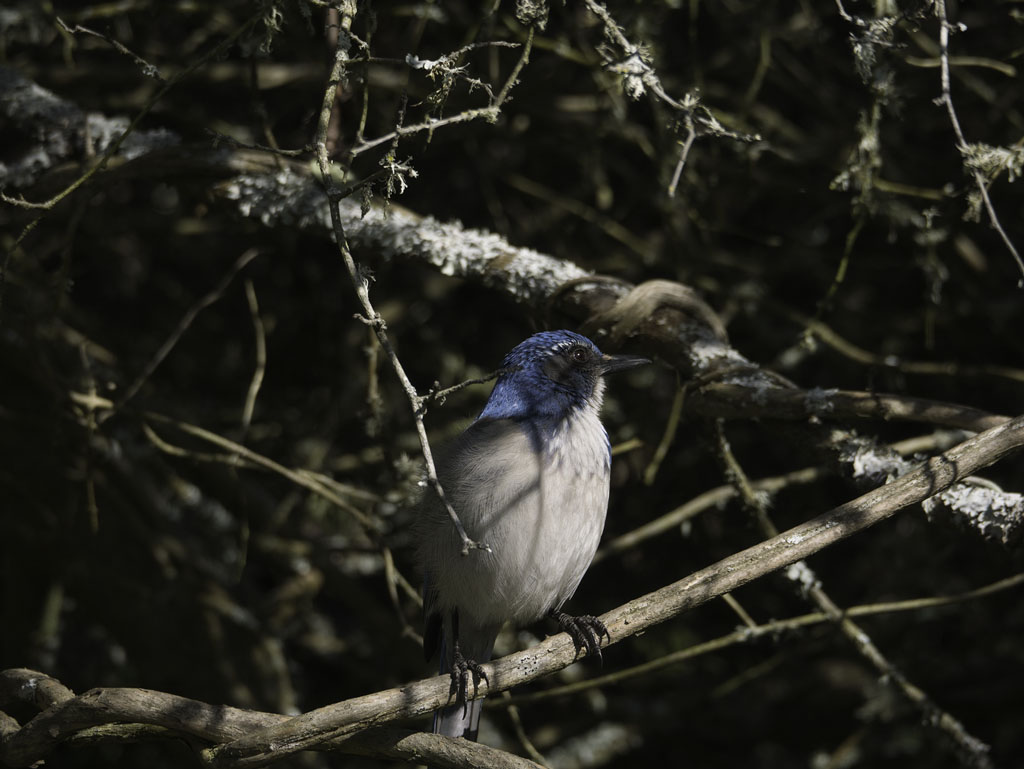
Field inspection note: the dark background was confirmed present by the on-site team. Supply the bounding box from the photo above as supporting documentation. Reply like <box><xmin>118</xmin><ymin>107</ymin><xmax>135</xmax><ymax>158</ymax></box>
<box><xmin>1</xmin><ymin>1</ymin><xmax>1023</xmax><ymax>767</ymax></box>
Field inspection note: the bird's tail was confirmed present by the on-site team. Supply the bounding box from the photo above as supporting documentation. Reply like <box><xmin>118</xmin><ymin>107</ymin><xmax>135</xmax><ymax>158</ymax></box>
<box><xmin>433</xmin><ymin>627</ymin><xmax>496</xmax><ymax>740</ymax></box>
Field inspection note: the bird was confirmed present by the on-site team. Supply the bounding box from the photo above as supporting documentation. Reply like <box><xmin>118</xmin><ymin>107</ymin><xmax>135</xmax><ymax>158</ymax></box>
<box><xmin>416</xmin><ymin>329</ymin><xmax>648</xmax><ymax>740</ymax></box>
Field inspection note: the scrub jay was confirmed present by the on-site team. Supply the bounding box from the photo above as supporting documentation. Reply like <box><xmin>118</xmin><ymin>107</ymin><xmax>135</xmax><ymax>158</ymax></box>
<box><xmin>417</xmin><ymin>329</ymin><xmax>648</xmax><ymax>740</ymax></box>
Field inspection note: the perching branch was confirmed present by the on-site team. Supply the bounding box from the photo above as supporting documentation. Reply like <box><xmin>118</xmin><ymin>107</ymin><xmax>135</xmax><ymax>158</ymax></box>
<box><xmin>195</xmin><ymin>414</ymin><xmax>1024</xmax><ymax>768</ymax></box>
<box><xmin>932</xmin><ymin>0</ymin><xmax>1024</xmax><ymax>284</ymax></box>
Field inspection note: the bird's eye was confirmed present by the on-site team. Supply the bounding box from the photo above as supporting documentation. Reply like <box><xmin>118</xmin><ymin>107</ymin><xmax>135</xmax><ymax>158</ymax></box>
<box><xmin>570</xmin><ymin>346</ymin><xmax>590</xmax><ymax>363</ymax></box>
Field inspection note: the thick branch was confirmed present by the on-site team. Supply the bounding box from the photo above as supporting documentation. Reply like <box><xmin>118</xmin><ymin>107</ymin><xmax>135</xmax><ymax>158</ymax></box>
<box><xmin>0</xmin><ymin>670</ymin><xmax>539</xmax><ymax>769</ymax></box>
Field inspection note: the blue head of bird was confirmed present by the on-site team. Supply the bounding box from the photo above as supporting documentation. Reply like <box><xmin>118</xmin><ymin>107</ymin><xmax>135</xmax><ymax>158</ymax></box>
<box><xmin>478</xmin><ymin>330</ymin><xmax>648</xmax><ymax>426</ymax></box>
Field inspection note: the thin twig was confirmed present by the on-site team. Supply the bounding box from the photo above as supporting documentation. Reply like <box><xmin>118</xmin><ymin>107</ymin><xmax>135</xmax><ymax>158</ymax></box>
<box><xmin>720</xmin><ymin>593</ymin><xmax>758</xmax><ymax>629</ymax></box>
<box><xmin>312</xmin><ymin>1</ymin><xmax>486</xmax><ymax>553</ymax></box>
<box><xmin>84</xmin><ymin>402</ymin><xmax>379</xmax><ymax>503</ymax></box>
<box><xmin>419</xmin><ymin>367</ymin><xmax>512</xmax><ymax>412</ymax></box>
<box><xmin>594</xmin><ymin>466</ymin><xmax>823</xmax><ymax>564</ymax></box>
<box><xmin>138</xmin><ymin>410</ymin><xmax>425</xmax><ymax>617</ymax></box>
<box><xmin>105</xmin><ymin>248</ymin><xmax>261</xmax><ymax>420</ymax></box>
<box><xmin>348</xmin><ymin>35</ymin><xmax>532</xmax><ymax>156</ymax></box>
<box><xmin>494</xmin><ymin>27</ymin><xmax>533</xmax><ymax>106</ymax></box>
<box><xmin>241</xmin><ymin>279</ymin><xmax>267</xmax><ymax>432</ymax></box>
<box><xmin>75</xmin><ymin>345</ymin><xmax>101</xmax><ymax>533</ymax></box>
<box><xmin>205</xmin><ymin>130</ymin><xmax>310</xmax><ymax>158</ymax></box>
<box><xmin>383</xmin><ymin>546</ymin><xmax>423</xmax><ymax>645</ymax></box>
<box><xmin>834</xmin><ymin>0</ymin><xmax>855</xmax><ymax>23</ymax></box>
<box><xmin>934</xmin><ymin>0</ymin><xmax>1024</xmax><ymax>284</ymax></box>
<box><xmin>56</xmin><ymin>17</ymin><xmax>165</xmax><ymax>82</ymax></box>
<box><xmin>666</xmin><ymin>118</ymin><xmax>696</xmax><ymax>199</ymax></box>
<box><xmin>501</xmin><ymin>691</ymin><xmax>549</xmax><ymax>767</ymax></box>
<box><xmin>349</xmin><ymin>29</ymin><xmax>531</xmax><ymax>160</ymax></box>
<box><xmin>141</xmin><ymin>413</ymin><xmax>377</xmax><ymax>531</ymax></box>
<box><xmin>349</xmin><ymin>33</ymin><xmax>532</xmax><ymax>158</ymax></box>
<box><xmin>580</xmin><ymin>0</ymin><xmax>755</xmax><ymax>198</ymax></box>
<box><xmin>642</xmin><ymin>378</ymin><xmax>685</xmax><ymax>485</ymax></box>
<box><xmin>772</xmin><ymin>302</ymin><xmax>1024</xmax><ymax>384</ymax></box>
<box><xmin>349</xmin><ymin>106</ymin><xmax>499</xmax><ymax>157</ymax></box>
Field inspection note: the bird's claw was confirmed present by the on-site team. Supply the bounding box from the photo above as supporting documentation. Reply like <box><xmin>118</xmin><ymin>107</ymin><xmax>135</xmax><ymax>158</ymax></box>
<box><xmin>448</xmin><ymin>646</ymin><xmax>488</xmax><ymax>716</ymax></box>
<box><xmin>552</xmin><ymin>611</ymin><xmax>610</xmax><ymax>662</ymax></box>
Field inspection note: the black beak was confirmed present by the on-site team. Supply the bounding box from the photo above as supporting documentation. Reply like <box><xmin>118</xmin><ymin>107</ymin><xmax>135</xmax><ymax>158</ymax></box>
<box><xmin>599</xmin><ymin>353</ymin><xmax>650</xmax><ymax>376</ymax></box>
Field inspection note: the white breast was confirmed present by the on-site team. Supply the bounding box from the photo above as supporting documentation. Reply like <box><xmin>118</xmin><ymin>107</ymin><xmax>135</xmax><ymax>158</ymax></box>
<box><xmin>420</xmin><ymin>408</ymin><xmax>611</xmax><ymax>628</ymax></box>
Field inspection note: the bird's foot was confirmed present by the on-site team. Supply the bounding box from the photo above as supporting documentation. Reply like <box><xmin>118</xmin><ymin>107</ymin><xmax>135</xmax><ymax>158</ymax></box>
<box><xmin>551</xmin><ymin>610</ymin><xmax>610</xmax><ymax>662</ymax></box>
<box><xmin>448</xmin><ymin>645</ymin><xmax>489</xmax><ymax>716</ymax></box>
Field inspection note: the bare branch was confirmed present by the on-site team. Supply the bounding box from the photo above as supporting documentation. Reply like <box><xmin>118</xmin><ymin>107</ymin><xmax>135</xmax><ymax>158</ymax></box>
<box><xmin>0</xmin><ymin>670</ymin><xmax>541</xmax><ymax>769</ymax></box>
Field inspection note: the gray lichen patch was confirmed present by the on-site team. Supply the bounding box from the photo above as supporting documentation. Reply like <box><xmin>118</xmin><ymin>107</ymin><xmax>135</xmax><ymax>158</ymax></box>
<box><xmin>222</xmin><ymin>166</ymin><xmax>590</xmax><ymax>306</ymax></box>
